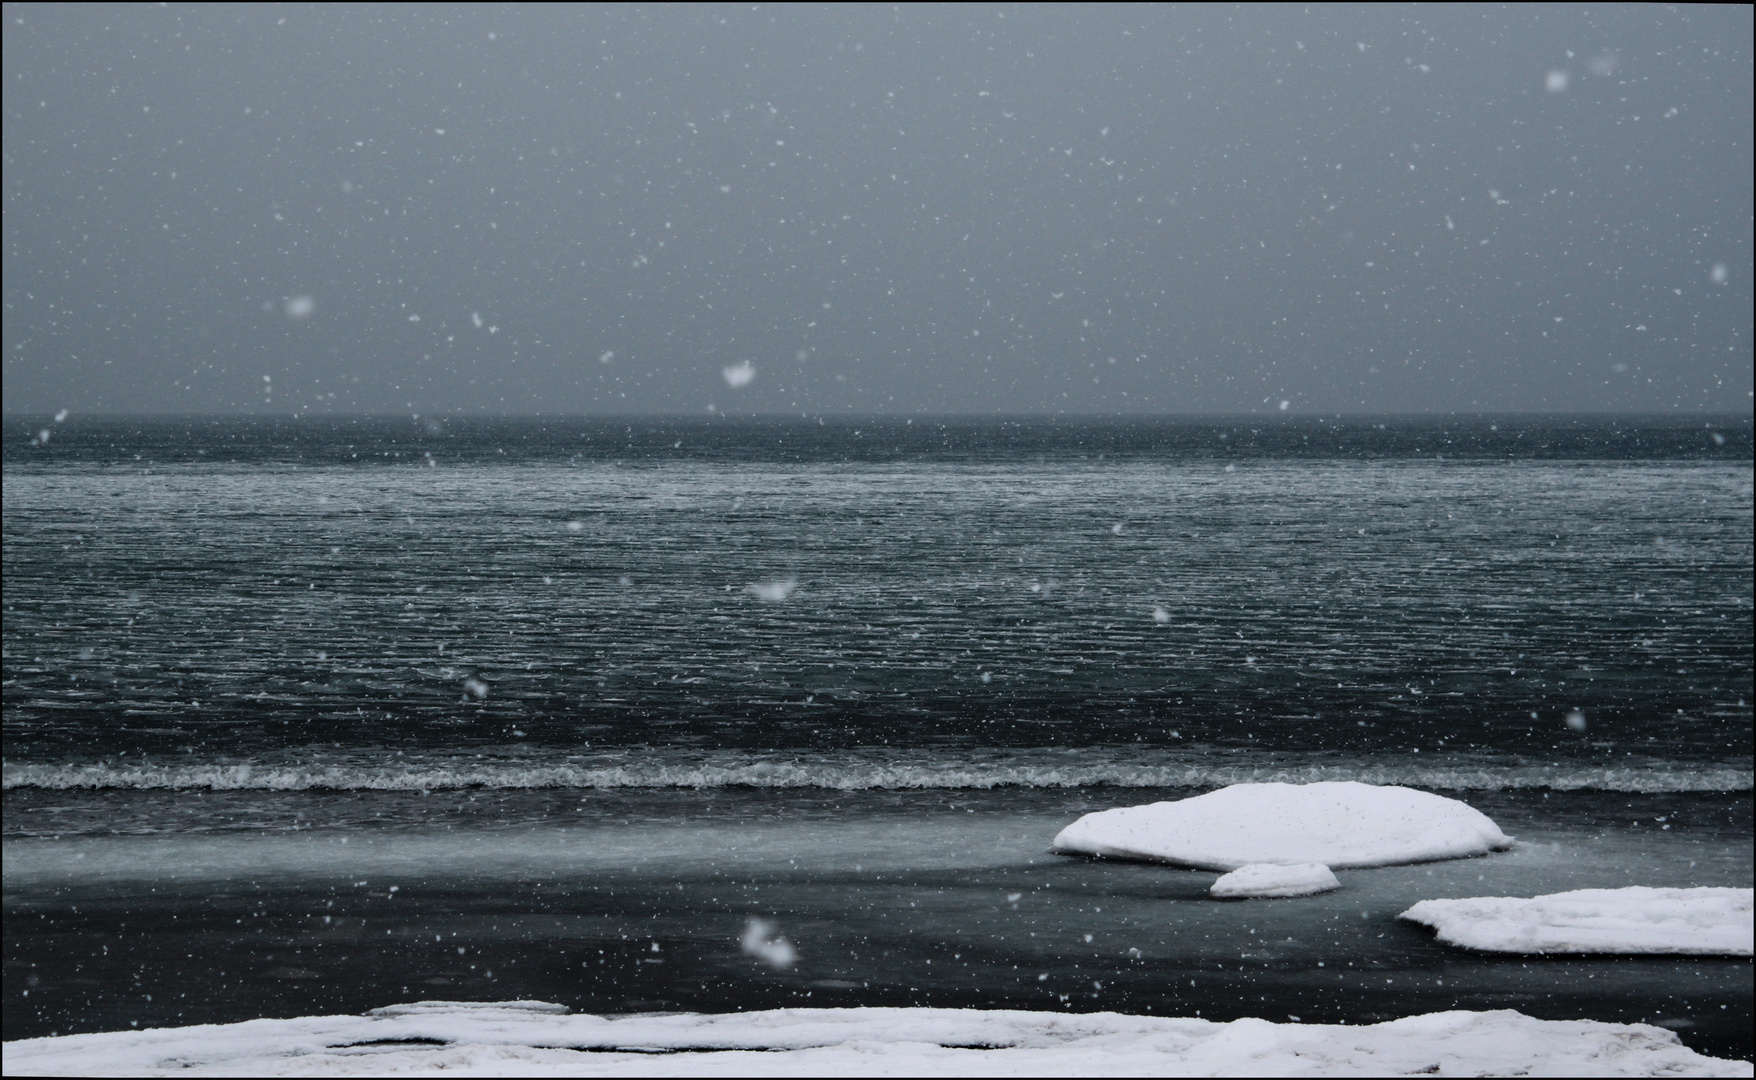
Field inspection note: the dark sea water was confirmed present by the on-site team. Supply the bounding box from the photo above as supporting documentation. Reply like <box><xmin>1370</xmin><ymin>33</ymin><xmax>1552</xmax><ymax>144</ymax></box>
<box><xmin>4</xmin><ymin>415</ymin><xmax>1752</xmax><ymax>1056</ymax></box>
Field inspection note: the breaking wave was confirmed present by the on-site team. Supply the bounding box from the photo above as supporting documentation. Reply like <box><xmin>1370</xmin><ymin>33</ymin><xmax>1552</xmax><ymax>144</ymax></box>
<box><xmin>4</xmin><ymin>753</ymin><xmax>1749</xmax><ymax>794</ymax></box>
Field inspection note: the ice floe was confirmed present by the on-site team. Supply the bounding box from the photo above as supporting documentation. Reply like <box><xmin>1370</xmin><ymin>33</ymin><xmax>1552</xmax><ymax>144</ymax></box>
<box><xmin>1210</xmin><ymin>861</ymin><xmax>1340</xmax><ymax>899</ymax></box>
<box><xmin>1052</xmin><ymin>781</ymin><xmax>1511</xmax><ymax>871</ymax></box>
<box><xmin>5</xmin><ymin>1002</ymin><xmax>1750</xmax><ymax>1077</ymax></box>
<box><xmin>1401</xmin><ymin>886</ymin><xmax>1754</xmax><ymax>955</ymax></box>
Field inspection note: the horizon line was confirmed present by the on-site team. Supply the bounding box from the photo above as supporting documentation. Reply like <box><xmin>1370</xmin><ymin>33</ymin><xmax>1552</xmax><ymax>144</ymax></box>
<box><xmin>5</xmin><ymin>409</ymin><xmax>1751</xmax><ymax>421</ymax></box>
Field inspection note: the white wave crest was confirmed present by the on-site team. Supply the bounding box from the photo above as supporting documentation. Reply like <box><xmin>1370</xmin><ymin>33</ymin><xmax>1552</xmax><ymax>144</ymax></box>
<box><xmin>3</xmin><ymin>755</ymin><xmax>1748</xmax><ymax>794</ymax></box>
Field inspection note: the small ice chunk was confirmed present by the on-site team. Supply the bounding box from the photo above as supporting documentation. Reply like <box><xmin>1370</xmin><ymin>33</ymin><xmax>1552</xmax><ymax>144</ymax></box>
<box><xmin>1151</xmin><ymin>605</ymin><xmax>1170</xmax><ymax>624</ymax></box>
<box><xmin>1052</xmin><ymin>781</ymin><xmax>1511</xmax><ymax>870</ymax></box>
<box><xmin>746</xmin><ymin>577</ymin><xmax>798</xmax><ymax>602</ymax></box>
<box><xmin>1401</xmin><ymin>886</ymin><xmax>1753</xmax><ymax>955</ymax></box>
<box><xmin>1211</xmin><ymin>862</ymin><xmax>1340</xmax><ymax>899</ymax></box>
<box><xmin>722</xmin><ymin>361</ymin><xmax>756</xmax><ymax>388</ymax></box>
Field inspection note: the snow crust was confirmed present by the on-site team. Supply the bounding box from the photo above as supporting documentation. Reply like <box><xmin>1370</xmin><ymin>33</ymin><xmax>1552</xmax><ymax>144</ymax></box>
<box><xmin>6</xmin><ymin>1002</ymin><xmax>1750</xmax><ymax>1077</ymax></box>
<box><xmin>1052</xmin><ymin>781</ymin><xmax>1511</xmax><ymax>871</ymax></box>
<box><xmin>1401</xmin><ymin>886</ymin><xmax>1754</xmax><ymax>955</ymax></box>
<box><xmin>1210</xmin><ymin>861</ymin><xmax>1340</xmax><ymax>899</ymax></box>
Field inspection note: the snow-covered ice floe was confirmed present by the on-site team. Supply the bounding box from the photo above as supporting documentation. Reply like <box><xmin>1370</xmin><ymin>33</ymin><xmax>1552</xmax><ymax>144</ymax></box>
<box><xmin>1052</xmin><ymin>781</ymin><xmax>1510</xmax><ymax>871</ymax></box>
<box><xmin>1401</xmin><ymin>886</ymin><xmax>1755</xmax><ymax>955</ymax></box>
<box><xmin>1210</xmin><ymin>861</ymin><xmax>1340</xmax><ymax>899</ymax></box>
<box><xmin>6</xmin><ymin>1002</ymin><xmax>1751</xmax><ymax>1077</ymax></box>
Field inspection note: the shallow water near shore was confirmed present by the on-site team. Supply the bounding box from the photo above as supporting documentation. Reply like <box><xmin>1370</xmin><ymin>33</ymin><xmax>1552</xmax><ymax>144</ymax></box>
<box><xmin>6</xmin><ymin>787</ymin><xmax>1751</xmax><ymax>1059</ymax></box>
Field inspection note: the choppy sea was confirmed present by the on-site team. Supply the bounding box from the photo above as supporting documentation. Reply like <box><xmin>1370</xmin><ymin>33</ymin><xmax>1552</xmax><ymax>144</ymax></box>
<box><xmin>4</xmin><ymin>415</ymin><xmax>1752</xmax><ymax>1056</ymax></box>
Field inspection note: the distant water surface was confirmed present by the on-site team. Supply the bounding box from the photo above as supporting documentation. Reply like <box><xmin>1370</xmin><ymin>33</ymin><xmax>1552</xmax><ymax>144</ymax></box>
<box><xmin>3</xmin><ymin>415</ymin><xmax>1750</xmax><ymax>782</ymax></box>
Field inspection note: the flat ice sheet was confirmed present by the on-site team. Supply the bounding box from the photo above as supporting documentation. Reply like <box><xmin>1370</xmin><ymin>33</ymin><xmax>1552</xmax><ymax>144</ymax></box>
<box><xmin>5</xmin><ymin>1002</ymin><xmax>1751</xmax><ymax>1077</ymax></box>
<box><xmin>1401</xmin><ymin>886</ymin><xmax>1754</xmax><ymax>955</ymax></box>
<box><xmin>1210</xmin><ymin>861</ymin><xmax>1340</xmax><ymax>899</ymax></box>
<box><xmin>1051</xmin><ymin>781</ymin><xmax>1511</xmax><ymax>871</ymax></box>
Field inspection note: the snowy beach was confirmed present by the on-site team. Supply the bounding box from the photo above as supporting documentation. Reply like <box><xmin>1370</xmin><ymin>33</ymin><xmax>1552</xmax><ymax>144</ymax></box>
<box><xmin>8</xmin><ymin>1001</ymin><xmax>1752</xmax><ymax>1077</ymax></box>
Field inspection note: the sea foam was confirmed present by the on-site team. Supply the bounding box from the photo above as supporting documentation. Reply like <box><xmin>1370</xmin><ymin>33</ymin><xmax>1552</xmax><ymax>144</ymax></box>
<box><xmin>3</xmin><ymin>753</ymin><xmax>1749</xmax><ymax>793</ymax></box>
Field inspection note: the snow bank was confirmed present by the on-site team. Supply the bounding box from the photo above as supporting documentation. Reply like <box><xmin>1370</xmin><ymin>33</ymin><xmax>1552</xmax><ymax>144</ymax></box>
<box><xmin>1052</xmin><ymin>781</ymin><xmax>1510</xmax><ymax>871</ymax></box>
<box><xmin>1402</xmin><ymin>886</ymin><xmax>1754</xmax><ymax>955</ymax></box>
<box><xmin>5</xmin><ymin>1002</ymin><xmax>1748</xmax><ymax>1077</ymax></box>
<box><xmin>1210</xmin><ymin>861</ymin><xmax>1339</xmax><ymax>899</ymax></box>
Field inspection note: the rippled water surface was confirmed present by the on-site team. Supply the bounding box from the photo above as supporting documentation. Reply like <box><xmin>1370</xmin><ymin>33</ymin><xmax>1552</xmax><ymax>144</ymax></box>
<box><xmin>4</xmin><ymin>417</ymin><xmax>1750</xmax><ymax>785</ymax></box>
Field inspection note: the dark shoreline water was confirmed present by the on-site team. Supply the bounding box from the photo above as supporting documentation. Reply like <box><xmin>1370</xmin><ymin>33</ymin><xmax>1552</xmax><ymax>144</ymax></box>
<box><xmin>4</xmin><ymin>788</ymin><xmax>1751</xmax><ymax>1059</ymax></box>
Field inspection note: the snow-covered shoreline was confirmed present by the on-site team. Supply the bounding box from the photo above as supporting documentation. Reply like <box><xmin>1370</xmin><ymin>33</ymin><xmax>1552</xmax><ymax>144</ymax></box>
<box><xmin>1401</xmin><ymin>886</ymin><xmax>1754</xmax><ymax>955</ymax></box>
<box><xmin>6</xmin><ymin>1001</ymin><xmax>1750</xmax><ymax>1077</ymax></box>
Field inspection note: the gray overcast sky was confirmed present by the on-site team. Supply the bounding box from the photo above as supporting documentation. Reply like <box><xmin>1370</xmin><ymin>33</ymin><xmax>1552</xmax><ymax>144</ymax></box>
<box><xmin>3</xmin><ymin>3</ymin><xmax>1750</xmax><ymax>415</ymax></box>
